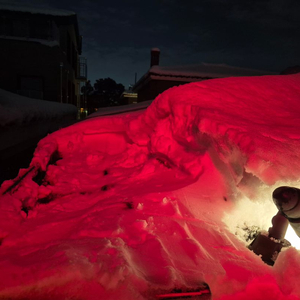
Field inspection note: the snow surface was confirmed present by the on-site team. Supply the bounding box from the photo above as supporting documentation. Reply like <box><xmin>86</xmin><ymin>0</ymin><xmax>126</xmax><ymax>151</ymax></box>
<box><xmin>150</xmin><ymin>63</ymin><xmax>276</xmax><ymax>79</ymax></box>
<box><xmin>88</xmin><ymin>100</ymin><xmax>153</xmax><ymax>118</ymax></box>
<box><xmin>0</xmin><ymin>88</ymin><xmax>77</xmax><ymax>127</ymax></box>
<box><xmin>1</xmin><ymin>74</ymin><xmax>300</xmax><ymax>299</ymax></box>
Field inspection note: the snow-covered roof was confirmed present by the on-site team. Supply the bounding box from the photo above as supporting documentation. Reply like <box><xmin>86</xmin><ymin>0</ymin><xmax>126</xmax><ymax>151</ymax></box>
<box><xmin>0</xmin><ymin>4</ymin><xmax>81</xmax><ymax>53</ymax></box>
<box><xmin>150</xmin><ymin>63</ymin><xmax>276</xmax><ymax>79</ymax></box>
<box><xmin>0</xmin><ymin>4</ymin><xmax>75</xmax><ymax>16</ymax></box>
<box><xmin>133</xmin><ymin>63</ymin><xmax>278</xmax><ymax>91</ymax></box>
<box><xmin>133</xmin><ymin>62</ymin><xmax>277</xmax><ymax>91</ymax></box>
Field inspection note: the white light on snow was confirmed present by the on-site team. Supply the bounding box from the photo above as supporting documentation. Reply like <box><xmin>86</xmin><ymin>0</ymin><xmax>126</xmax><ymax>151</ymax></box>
<box><xmin>285</xmin><ymin>225</ymin><xmax>300</xmax><ymax>250</ymax></box>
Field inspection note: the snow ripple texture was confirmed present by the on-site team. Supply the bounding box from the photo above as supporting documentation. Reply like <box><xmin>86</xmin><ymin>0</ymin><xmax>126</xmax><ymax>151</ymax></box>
<box><xmin>1</xmin><ymin>74</ymin><xmax>300</xmax><ymax>299</ymax></box>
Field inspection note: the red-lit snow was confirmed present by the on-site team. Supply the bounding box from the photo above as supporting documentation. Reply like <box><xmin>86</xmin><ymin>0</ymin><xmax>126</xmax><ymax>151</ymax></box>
<box><xmin>1</xmin><ymin>74</ymin><xmax>300</xmax><ymax>299</ymax></box>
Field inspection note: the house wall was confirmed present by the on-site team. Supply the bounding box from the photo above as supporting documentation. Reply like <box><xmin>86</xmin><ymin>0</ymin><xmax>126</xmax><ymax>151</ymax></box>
<box><xmin>58</xmin><ymin>24</ymin><xmax>80</xmax><ymax>105</ymax></box>
<box><xmin>0</xmin><ymin>38</ymin><xmax>62</xmax><ymax>101</ymax></box>
<box><xmin>0</xmin><ymin>10</ymin><xmax>81</xmax><ymax>106</ymax></box>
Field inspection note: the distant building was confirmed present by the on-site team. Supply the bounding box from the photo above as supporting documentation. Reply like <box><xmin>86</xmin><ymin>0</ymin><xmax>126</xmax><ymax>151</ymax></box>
<box><xmin>120</xmin><ymin>90</ymin><xmax>138</xmax><ymax>105</ymax></box>
<box><xmin>133</xmin><ymin>48</ymin><xmax>277</xmax><ymax>102</ymax></box>
<box><xmin>0</xmin><ymin>4</ymin><xmax>87</xmax><ymax>106</ymax></box>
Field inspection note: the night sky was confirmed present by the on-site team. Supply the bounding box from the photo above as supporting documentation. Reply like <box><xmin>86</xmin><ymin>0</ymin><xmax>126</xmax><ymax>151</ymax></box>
<box><xmin>2</xmin><ymin>0</ymin><xmax>299</xmax><ymax>88</ymax></box>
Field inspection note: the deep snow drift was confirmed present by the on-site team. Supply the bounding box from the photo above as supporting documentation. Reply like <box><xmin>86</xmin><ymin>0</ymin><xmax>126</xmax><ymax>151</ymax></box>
<box><xmin>0</xmin><ymin>87</ymin><xmax>77</xmax><ymax>153</ymax></box>
<box><xmin>0</xmin><ymin>88</ymin><xmax>77</xmax><ymax>127</ymax></box>
<box><xmin>1</xmin><ymin>74</ymin><xmax>300</xmax><ymax>299</ymax></box>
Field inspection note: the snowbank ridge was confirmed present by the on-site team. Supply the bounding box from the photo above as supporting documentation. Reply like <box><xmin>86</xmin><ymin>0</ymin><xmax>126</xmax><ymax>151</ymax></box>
<box><xmin>1</xmin><ymin>74</ymin><xmax>300</xmax><ymax>299</ymax></box>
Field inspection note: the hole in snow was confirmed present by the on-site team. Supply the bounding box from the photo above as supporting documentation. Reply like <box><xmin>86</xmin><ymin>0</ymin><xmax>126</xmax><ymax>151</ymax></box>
<box><xmin>101</xmin><ymin>185</ymin><xmax>109</xmax><ymax>191</ymax></box>
<box><xmin>32</xmin><ymin>150</ymin><xmax>62</xmax><ymax>186</ymax></box>
<box><xmin>37</xmin><ymin>194</ymin><xmax>54</xmax><ymax>204</ymax></box>
<box><xmin>21</xmin><ymin>205</ymin><xmax>31</xmax><ymax>216</ymax></box>
<box><xmin>48</xmin><ymin>150</ymin><xmax>62</xmax><ymax>166</ymax></box>
<box><xmin>32</xmin><ymin>170</ymin><xmax>46</xmax><ymax>186</ymax></box>
<box><xmin>155</xmin><ymin>157</ymin><xmax>172</xmax><ymax>169</ymax></box>
<box><xmin>149</xmin><ymin>153</ymin><xmax>174</xmax><ymax>169</ymax></box>
<box><xmin>124</xmin><ymin>201</ymin><xmax>134</xmax><ymax>209</ymax></box>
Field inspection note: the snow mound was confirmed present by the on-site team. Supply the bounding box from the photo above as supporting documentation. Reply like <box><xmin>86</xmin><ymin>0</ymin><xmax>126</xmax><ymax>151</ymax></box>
<box><xmin>0</xmin><ymin>88</ymin><xmax>77</xmax><ymax>126</ymax></box>
<box><xmin>1</xmin><ymin>74</ymin><xmax>300</xmax><ymax>299</ymax></box>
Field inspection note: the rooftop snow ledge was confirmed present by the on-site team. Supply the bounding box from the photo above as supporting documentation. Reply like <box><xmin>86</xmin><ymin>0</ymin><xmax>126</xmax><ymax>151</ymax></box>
<box><xmin>0</xmin><ymin>35</ymin><xmax>60</xmax><ymax>47</ymax></box>
<box><xmin>0</xmin><ymin>4</ymin><xmax>76</xmax><ymax>16</ymax></box>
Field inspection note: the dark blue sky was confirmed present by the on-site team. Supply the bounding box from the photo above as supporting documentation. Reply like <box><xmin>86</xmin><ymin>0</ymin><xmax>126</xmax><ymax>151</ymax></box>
<box><xmin>2</xmin><ymin>0</ymin><xmax>300</xmax><ymax>88</ymax></box>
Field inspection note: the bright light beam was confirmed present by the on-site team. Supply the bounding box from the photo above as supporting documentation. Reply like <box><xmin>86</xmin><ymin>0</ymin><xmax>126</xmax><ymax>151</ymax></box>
<box><xmin>285</xmin><ymin>225</ymin><xmax>300</xmax><ymax>250</ymax></box>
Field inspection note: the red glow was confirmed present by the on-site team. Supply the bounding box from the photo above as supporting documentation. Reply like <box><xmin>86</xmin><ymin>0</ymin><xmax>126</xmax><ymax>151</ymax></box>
<box><xmin>1</xmin><ymin>74</ymin><xmax>300</xmax><ymax>299</ymax></box>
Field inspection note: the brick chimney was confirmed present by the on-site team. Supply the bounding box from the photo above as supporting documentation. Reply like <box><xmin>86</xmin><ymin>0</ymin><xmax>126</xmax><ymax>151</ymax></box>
<box><xmin>150</xmin><ymin>48</ymin><xmax>160</xmax><ymax>67</ymax></box>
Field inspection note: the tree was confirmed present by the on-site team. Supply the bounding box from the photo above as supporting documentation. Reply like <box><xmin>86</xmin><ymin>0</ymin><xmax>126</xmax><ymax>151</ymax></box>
<box><xmin>81</xmin><ymin>80</ymin><xmax>94</xmax><ymax>95</ymax></box>
<box><xmin>93</xmin><ymin>77</ymin><xmax>125</xmax><ymax>106</ymax></box>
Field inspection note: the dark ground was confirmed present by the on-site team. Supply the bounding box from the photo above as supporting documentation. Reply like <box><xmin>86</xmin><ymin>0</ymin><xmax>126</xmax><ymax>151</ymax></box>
<box><xmin>0</xmin><ymin>142</ymin><xmax>37</xmax><ymax>186</ymax></box>
<box><xmin>0</xmin><ymin>118</ymin><xmax>79</xmax><ymax>187</ymax></box>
